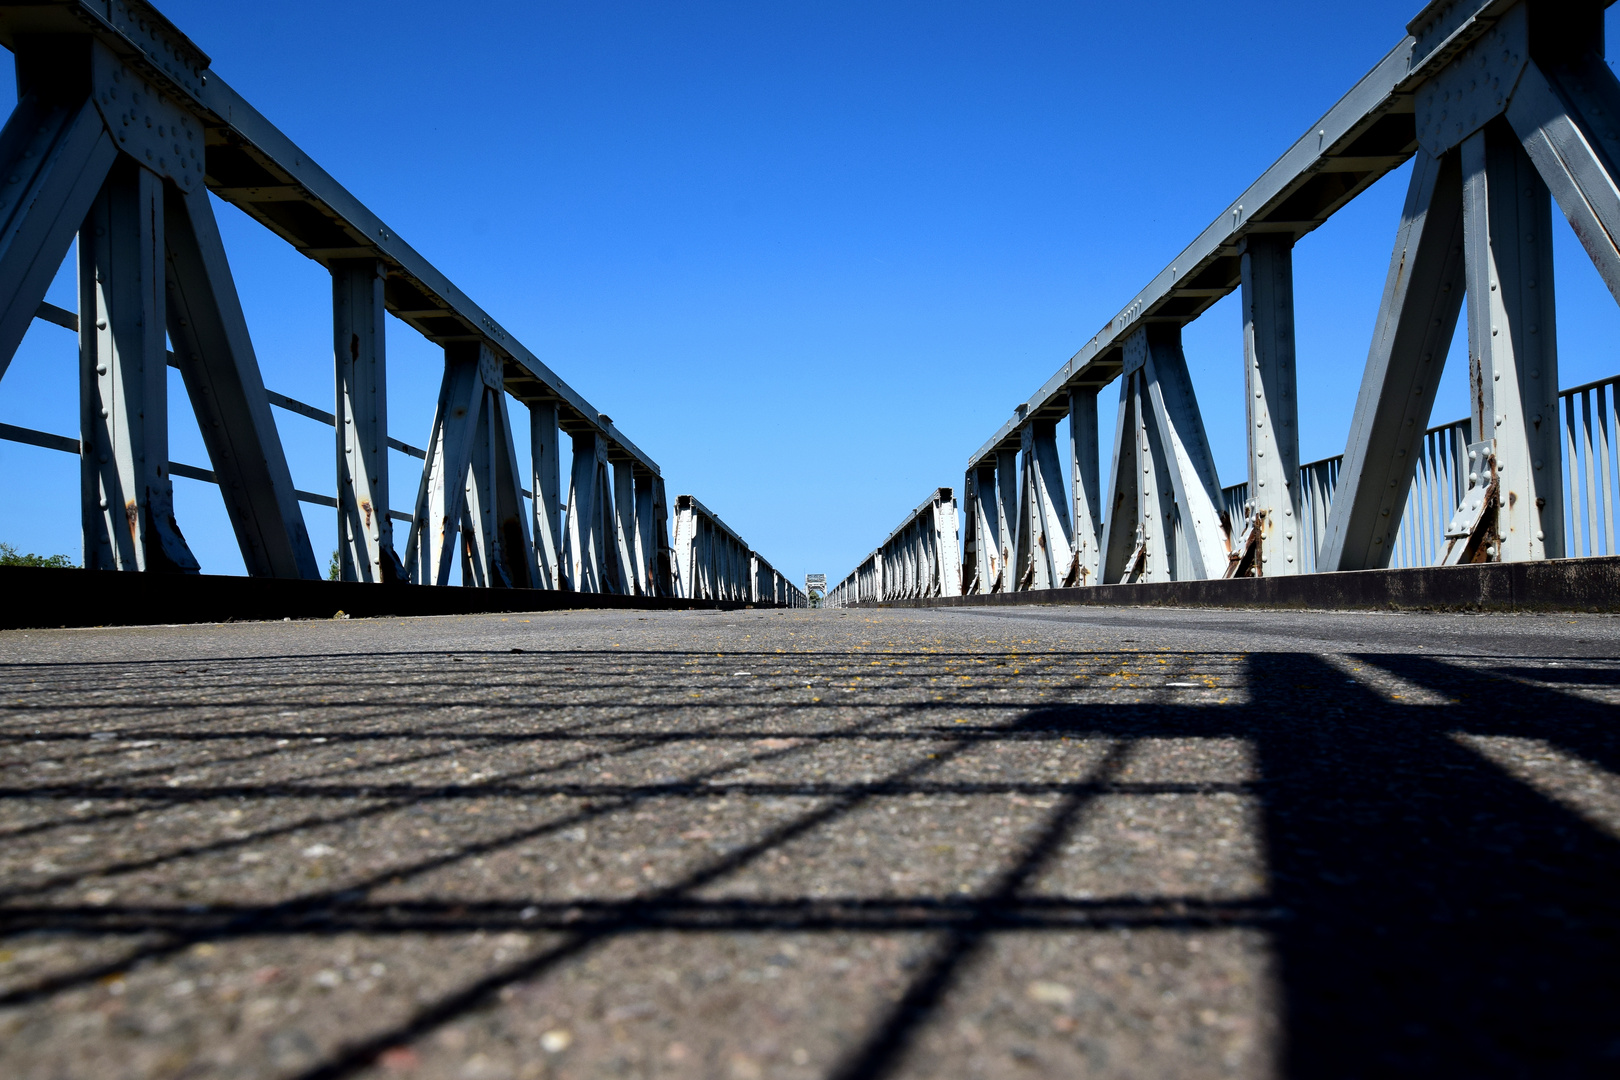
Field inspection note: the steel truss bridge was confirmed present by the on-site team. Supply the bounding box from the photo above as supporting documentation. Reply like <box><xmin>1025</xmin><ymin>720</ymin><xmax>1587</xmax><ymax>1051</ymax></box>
<box><xmin>0</xmin><ymin>0</ymin><xmax>804</xmax><ymax>610</ymax></box>
<box><xmin>831</xmin><ymin>0</ymin><xmax>1620</xmax><ymax>609</ymax></box>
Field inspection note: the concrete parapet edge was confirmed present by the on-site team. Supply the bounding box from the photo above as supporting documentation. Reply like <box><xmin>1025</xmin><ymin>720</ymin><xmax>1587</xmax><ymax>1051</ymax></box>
<box><xmin>0</xmin><ymin>567</ymin><xmax>772</xmax><ymax>630</ymax></box>
<box><xmin>853</xmin><ymin>556</ymin><xmax>1620</xmax><ymax>613</ymax></box>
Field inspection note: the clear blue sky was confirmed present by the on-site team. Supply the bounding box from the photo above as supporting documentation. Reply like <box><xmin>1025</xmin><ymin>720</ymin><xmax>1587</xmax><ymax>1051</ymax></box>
<box><xmin>1</xmin><ymin>1</ymin><xmax>1616</xmax><ymax>584</ymax></box>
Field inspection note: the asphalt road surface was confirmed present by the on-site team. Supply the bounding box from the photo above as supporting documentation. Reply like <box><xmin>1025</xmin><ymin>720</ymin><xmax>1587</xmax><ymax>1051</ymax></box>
<box><xmin>2</xmin><ymin>605</ymin><xmax>1618</xmax><ymax>1080</ymax></box>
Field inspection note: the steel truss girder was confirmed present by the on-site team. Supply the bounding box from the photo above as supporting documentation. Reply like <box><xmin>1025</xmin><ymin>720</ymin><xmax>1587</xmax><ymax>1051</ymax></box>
<box><xmin>405</xmin><ymin>342</ymin><xmax>532</xmax><ymax>588</ymax></box>
<box><xmin>333</xmin><ymin>258</ymin><xmax>401</xmax><ymax>583</ymax></box>
<box><xmin>0</xmin><ymin>9</ymin><xmax>808</xmax><ymax>602</ymax></box>
<box><xmin>829</xmin><ymin>488</ymin><xmax>960</xmax><ymax>604</ymax></box>
<box><xmin>631</xmin><ymin>467</ymin><xmax>659</xmax><ymax>596</ymax></box>
<box><xmin>1239</xmin><ymin>233</ymin><xmax>1303</xmax><ymax>574</ymax></box>
<box><xmin>672</xmin><ymin>494</ymin><xmax>746</xmax><ymax>601</ymax></box>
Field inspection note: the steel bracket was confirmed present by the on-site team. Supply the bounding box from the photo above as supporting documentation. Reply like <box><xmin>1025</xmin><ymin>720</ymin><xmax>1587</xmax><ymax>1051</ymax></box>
<box><xmin>1414</xmin><ymin>4</ymin><xmax>1528</xmax><ymax>156</ymax></box>
<box><xmin>1441</xmin><ymin>439</ymin><xmax>1500</xmax><ymax>564</ymax></box>
<box><xmin>90</xmin><ymin>42</ymin><xmax>203</xmax><ymax>192</ymax></box>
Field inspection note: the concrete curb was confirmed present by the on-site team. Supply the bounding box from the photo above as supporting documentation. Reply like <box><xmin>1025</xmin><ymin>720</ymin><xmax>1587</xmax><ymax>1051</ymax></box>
<box><xmin>848</xmin><ymin>556</ymin><xmax>1620</xmax><ymax>613</ymax></box>
<box><xmin>0</xmin><ymin>566</ymin><xmax>770</xmax><ymax>629</ymax></box>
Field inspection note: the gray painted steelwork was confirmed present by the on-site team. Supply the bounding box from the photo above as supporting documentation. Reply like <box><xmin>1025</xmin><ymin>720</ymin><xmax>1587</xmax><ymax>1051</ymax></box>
<box><xmin>0</xmin><ymin>0</ymin><xmax>796</xmax><ymax>604</ymax></box>
<box><xmin>840</xmin><ymin>0</ymin><xmax>1620</xmax><ymax>600</ymax></box>
<box><xmin>672</xmin><ymin>495</ymin><xmax>806</xmax><ymax>606</ymax></box>
<box><xmin>827</xmin><ymin>488</ymin><xmax>959</xmax><ymax>608</ymax></box>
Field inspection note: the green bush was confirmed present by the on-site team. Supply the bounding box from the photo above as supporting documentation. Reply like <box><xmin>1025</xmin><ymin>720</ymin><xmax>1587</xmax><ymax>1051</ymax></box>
<box><xmin>0</xmin><ymin>542</ymin><xmax>74</xmax><ymax>569</ymax></box>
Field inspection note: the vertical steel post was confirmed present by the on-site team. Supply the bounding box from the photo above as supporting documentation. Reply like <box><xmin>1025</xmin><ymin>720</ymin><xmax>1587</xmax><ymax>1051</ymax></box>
<box><xmin>1068</xmin><ymin>387</ymin><xmax>1101</xmax><ymax>585</ymax></box>
<box><xmin>611</xmin><ymin>459</ymin><xmax>639</xmax><ymax>594</ymax></box>
<box><xmin>651</xmin><ymin>474</ymin><xmax>673</xmax><ymax>596</ymax></box>
<box><xmin>1133</xmin><ymin>369</ymin><xmax>1176</xmax><ymax>582</ymax></box>
<box><xmin>1461</xmin><ymin>120</ymin><xmax>1564</xmax><ymax>560</ymax></box>
<box><xmin>80</xmin><ymin>160</ymin><xmax>198</xmax><ymax>573</ymax></box>
<box><xmin>993</xmin><ymin>447</ymin><xmax>1017</xmax><ymax>591</ymax></box>
<box><xmin>1240</xmin><ymin>234</ymin><xmax>1303</xmax><ymax>574</ymax></box>
<box><xmin>332</xmin><ymin>259</ymin><xmax>399</xmax><ymax>582</ymax></box>
<box><xmin>671</xmin><ymin>494</ymin><xmax>694</xmax><ymax>598</ymax></box>
<box><xmin>1100</xmin><ymin>371</ymin><xmax>1141</xmax><ymax>583</ymax></box>
<box><xmin>633</xmin><ymin>468</ymin><xmax>656</xmax><ymax>596</ymax></box>
<box><xmin>528</xmin><ymin>400</ymin><xmax>562</xmax><ymax>589</ymax></box>
<box><xmin>565</xmin><ymin>430</ymin><xmax>619</xmax><ymax>593</ymax></box>
<box><xmin>964</xmin><ymin>464</ymin><xmax>999</xmax><ymax>593</ymax></box>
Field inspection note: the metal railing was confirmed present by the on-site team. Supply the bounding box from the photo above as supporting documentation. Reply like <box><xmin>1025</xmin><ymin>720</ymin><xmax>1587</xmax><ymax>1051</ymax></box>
<box><xmin>827</xmin><ymin>488</ymin><xmax>959</xmax><ymax>607</ymax></box>
<box><xmin>1215</xmin><ymin>377</ymin><xmax>1618</xmax><ymax>571</ymax></box>
<box><xmin>1563</xmin><ymin>375</ymin><xmax>1619</xmax><ymax>559</ymax></box>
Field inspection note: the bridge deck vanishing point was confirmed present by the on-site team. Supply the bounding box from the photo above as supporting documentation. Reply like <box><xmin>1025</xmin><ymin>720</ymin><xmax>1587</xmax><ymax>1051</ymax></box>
<box><xmin>3</xmin><ymin>606</ymin><xmax>1619</xmax><ymax>1079</ymax></box>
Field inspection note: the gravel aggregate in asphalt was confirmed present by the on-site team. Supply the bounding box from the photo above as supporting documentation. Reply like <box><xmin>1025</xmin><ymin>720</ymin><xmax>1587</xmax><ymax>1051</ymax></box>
<box><xmin>0</xmin><ymin>604</ymin><xmax>1617</xmax><ymax>1079</ymax></box>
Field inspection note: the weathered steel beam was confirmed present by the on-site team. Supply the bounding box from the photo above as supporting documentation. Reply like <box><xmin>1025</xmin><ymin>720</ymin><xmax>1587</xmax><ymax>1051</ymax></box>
<box><xmin>1239</xmin><ymin>233</ymin><xmax>1303</xmax><ymax>574</ymax></box>
<box><xmin>79</xmin><ymin>158</ymin><xmax>196</xmax><ymax>573</ymax></box>
<box><xmin>332</xmin><ymin>259</ymin><xmax>401</xmax><ymax>583</ymax></box>
<box><xmin>1509</xmin><ymin>50</ymin><xmax>1620</xmax><ymax>303</ymax></box>
<box><xmin>1460</xmin><ymin>118</ymin><xmax>1563</xmax><ymax>561</ymax></box>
